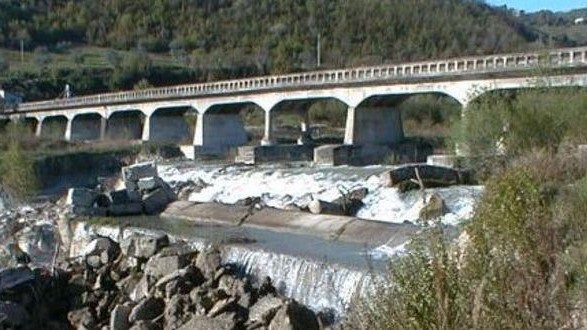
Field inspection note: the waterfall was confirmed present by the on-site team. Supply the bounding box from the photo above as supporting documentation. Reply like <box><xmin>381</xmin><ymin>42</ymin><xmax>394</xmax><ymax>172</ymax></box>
<box><xmin>223</xmin><ymin>246</ymin><xmax>376</xmax><ymax>316</ymax></box>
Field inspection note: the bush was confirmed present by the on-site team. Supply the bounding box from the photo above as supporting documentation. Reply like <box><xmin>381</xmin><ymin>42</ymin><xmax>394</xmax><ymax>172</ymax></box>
<box><xmin>352</xmin><ymin>152</ymin><xmax>587</xmax><ymax>329</ymax></box>
<box><xmin>454</xmin><ymin>88</ymin><xmax>587</xmax><ymax>159</ymax></box>
<box><xmin>0</xmin><ymin>123</ymin><xmax>38</xmax><ymax>202</ymax></box>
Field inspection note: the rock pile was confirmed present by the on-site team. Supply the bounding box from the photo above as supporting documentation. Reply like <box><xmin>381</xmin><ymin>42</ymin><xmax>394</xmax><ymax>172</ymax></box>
<box><xmin>0</xmin><ymin>233</ymin><xmax>322</xmax><ymax>330</ymax></box>
<box><xmin>67</xmin><ymin>162</ymin><xmax>177</xmax><ymax>217</ymax></box>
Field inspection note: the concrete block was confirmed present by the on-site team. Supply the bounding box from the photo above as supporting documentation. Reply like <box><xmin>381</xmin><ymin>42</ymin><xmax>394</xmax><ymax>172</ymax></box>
<box><xmin>109</xmin><ymin>203</ymin><xmax>144</xmax><ymax>216</ymax></box>
<box><xmin>154</xmin><ymin>177</ymin><xmax>177</xmax><ymax>201</ymax></box>
<box><xmin>109</xmin><ymin>189</ymin><xmax>130</xmax><ymax>205</ymax></box>
<box><xmin>66</xmin><ymin>188</ymin><xmax>98</xmax><ymax>207</ymax></box>
<box><xmin>137</xmin><ymin>177</ymin><xmax>158</xmax><ymax>192</ymax></box>
<box><xmin>127</xmin><ymin>190</ymin><xmax>142</xmax><ymax>203</ymax></box>
<box><xmin>125</xmin><ymin>180</ymin><xmax>139</xmax><ymax>192</ymax></box>
<box><xmin>142</xmin><ymin>188</ymin><xmax>170</xmax><ymax>215</ymax></box>
<box><xmin>122</xmin><ymin>162</ymin><xmax>158</xmax><ymax>182</ymax></box>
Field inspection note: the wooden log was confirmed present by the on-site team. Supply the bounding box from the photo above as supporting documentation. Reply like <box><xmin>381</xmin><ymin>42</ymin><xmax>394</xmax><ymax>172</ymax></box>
<box><xmin>380</xmin><ymin>165</ymin><xmax>469</xmax><ymax>191</ymax></box>
<box><xmin>308</xmin><ymin>199</ymin><xmax>346</xmax><ymax>216</ymax></box>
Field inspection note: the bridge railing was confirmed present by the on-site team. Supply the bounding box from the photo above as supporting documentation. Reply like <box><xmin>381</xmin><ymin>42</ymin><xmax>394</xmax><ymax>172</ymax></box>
<box><xmin>17</xmin><ymin>47</ymin><xmax>587</xmax><ymax>112</ymax></box>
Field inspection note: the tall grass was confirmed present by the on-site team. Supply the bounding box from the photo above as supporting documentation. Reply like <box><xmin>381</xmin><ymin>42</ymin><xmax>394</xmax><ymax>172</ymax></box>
<box><xmin>0</xmin><ymin>123</ymin><xmax>38</xmax><ymax>202</ymax></box>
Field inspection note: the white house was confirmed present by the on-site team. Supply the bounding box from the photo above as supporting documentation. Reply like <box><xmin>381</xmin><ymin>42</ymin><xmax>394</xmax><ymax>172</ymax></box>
<box><xmin>575</xmin><ymin>17</ymin><xmax>585</xmax><ymax>25</ymax></box>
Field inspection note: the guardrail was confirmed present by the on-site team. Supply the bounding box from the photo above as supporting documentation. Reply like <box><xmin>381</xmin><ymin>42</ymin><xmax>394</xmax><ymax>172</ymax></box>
<box><xmin>17</xmin><ymin>47</ymin><xmax>587</xmax><ymax>112</ymax></box>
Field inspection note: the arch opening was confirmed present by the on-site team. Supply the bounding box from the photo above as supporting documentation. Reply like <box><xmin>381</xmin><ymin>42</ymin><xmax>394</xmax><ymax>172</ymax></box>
<box><xmin>149</xmin><ymin>107</ymin><xmax>196</xmax><ymax>143</ymax></box>
<box><xmin>106</xmin><ymin>111</ymin><xmax>145</xmax><ymax>141</ymax></box>
<box><xmin>41</xmin><ymin>115</ymin><xmax>68</xmax><ymax>140</ymax></box>
<box><xmin>71</xmin><ymin>113</ymin><xmax>104</xmax><ymax>141</ymax></box>
<box><xmin>270</xmin><ymin>98</ymin><xmax>349</xmax><ymax>145</ymax></box>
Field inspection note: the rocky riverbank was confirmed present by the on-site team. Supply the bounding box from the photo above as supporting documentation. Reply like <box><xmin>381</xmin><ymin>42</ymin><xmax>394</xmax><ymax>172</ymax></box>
<box><xmin>0</xmin><ymin>232</ymin><xmax>327</xmax><ymax>330</ymax></box>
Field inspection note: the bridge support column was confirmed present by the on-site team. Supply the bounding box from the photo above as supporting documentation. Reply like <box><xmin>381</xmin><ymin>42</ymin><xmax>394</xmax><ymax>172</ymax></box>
<box><xmin>99</xmin><ymin>117</ymin><xmax>107</xmax><ymax>140</ymax></box>
<box><xmin>35</xmin><ymin>118</ymin><xmax>43</xmax><ymax>138</ymax></box>
<box><xmin>64</xmin><ymin>118</ymin><xmax>73</xmax><ymax>141</ymax></box>
<box><xmin>261</xmin><ymin>111</ymin><xmax>275</xmax><ymax>146</ymax></box>
<box><xmin>344</xmin><ymin>106</ymin><xmax>403</xmax><ymax>145</ymax></box>
<box><xmin>344</xmin><ymin>106</ymin><xmax>357</xmax><ymax>144</ymax></box>
<box><xmin>297</xmin><ymin>110</ymin><xmax>312</xmax><ymax>145</ymax></box>
<box><xmin>142</xmin><ymin>116</ymin><xmax>151</xmax><ymax>142</ymax></box>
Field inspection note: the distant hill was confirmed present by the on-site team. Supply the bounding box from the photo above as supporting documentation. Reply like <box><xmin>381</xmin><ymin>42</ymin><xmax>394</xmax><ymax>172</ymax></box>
<box><xmin>0</xmin><ymin>0</ymin><xmax>582</xmax><ymax>100</ymax></box>
<box><xmin>519</xmin><ymin>7</ymin><xmax>587</xmax><ymax>46</ymax></box>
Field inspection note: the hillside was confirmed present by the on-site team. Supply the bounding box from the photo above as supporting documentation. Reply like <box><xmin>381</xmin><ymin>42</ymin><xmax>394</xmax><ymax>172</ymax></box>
<box><xmin>520</xmin><ymin>7</ymin><xmax>587</xmax><ymax>46</ymax></box>
<box><xmin>0</xmin><ymin>0</ymin><xmax>570</xmax><ymax>100</ymax></box>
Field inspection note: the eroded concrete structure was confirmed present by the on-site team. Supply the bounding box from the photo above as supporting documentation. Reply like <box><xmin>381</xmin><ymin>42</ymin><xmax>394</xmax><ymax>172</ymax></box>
<box><xmin>5</xmin><ymin>47</ymin><xmax>587</xmax><ymax>156</ymax></box>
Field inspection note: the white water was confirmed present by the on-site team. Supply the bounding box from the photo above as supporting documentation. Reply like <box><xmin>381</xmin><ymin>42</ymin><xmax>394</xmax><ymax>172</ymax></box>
<box><xmin>224</xmin><ymin>246</ymin><xmax>376</xmax><ymax>316</ymax></box>
<box><xmin>159</xmin><ymin>163</ymin><xmax>483</xmax><ymax>226</ymax></box>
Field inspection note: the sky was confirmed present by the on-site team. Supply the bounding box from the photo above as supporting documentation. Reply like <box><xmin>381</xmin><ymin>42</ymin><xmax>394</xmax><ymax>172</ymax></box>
<box><xmin>486</xmin><ymin>0</ymin><xmax>586</xmax><ymax>13</ymax></box>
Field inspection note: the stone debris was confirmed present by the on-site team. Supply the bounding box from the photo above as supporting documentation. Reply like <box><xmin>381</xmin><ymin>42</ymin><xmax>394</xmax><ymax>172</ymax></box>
<box><xmin>68</xmin><ymin>161</ymin><xmax>177</xmax><ymax>217</ymax></box>
<box><xmin>0</xmin><ymin>235</ymin><xmax>320</xmax><ymax>330</ymax></box>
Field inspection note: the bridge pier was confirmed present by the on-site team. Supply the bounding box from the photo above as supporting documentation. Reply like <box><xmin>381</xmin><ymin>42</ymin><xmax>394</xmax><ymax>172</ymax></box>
<box><xmin>261</xmin><ymin>111</ymin><xmax>275</xmax><ymax>146</ymax></box>
<box><xmin>344</xmin><ymin>106</ymin><xmax>403</xmax><ymax>145</ymax></box>
<box><xmin>35</xmin><ymin>117</ymin><xmax>43</xmax><ymax>137</ymax></box>
<box><xmin>64</xmin><ymin>118</ymin><xmax>73</xmax><ymax>141</ymax></box>
<box><xmin>297</xmin><ymin>109</ymin><xmax>312</xmax><ymax>145</ymax></box>
<box><xmin>141</xmin><ymin>116</ymin><xmax>151</xmax><ymax>142</ymax></box>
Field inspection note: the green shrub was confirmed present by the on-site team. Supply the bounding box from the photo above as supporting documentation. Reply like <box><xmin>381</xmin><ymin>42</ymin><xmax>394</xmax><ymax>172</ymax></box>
<box><xmin>352</xmin><ymin>152</ymin><xmax>587</xmax><ymax>329</ymax></box>
<box><xmin>0</xmin><ymin>123</ymin><xmax>38</xmax><ymax>202</ymax></box>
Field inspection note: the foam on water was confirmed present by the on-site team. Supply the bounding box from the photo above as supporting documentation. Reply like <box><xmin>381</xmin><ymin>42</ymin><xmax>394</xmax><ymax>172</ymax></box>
<box><xmin>159</xmin><ymin>164</ymin><xmax>483</xmax><ymax>226</ymax></box>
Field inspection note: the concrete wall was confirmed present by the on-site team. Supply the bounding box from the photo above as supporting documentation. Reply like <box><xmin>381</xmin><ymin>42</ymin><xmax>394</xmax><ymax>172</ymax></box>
<box><xmin>106</xmin><ymin>112</ymin><xmax>143</xmax><ymax>140</ymax></box>
<box><xmin>346</xmin><ymin>107</ymin><xmax>403</xmax><ymax>145</ymax></box>
<box><xmin>71</xmin><ymin>114</ymin><xmax>104</xmax><ymax>141</ymax></box>
<box><xmin>200</xmin><ymin>112</ymin><xmax>248</xmax><ymax>154</ymax></box>
<box><xmin>149</xmin><ymin>114</ymin><xmax>191</xmax><ymax>143</ymax></box>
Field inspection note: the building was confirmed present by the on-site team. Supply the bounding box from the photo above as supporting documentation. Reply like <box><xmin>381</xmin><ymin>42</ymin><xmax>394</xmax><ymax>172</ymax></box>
<box><xmin>0</xmin><ymin>90</ymin><xmax>22</xmax><ymax>112</ymax></box>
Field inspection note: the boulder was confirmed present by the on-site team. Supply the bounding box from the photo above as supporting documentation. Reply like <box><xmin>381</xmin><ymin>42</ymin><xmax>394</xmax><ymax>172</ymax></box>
<box><xmin>110</xmin><ymin>304</ymin><xmax>132</xmax><ymax>330</ymax></box>
<box><xmin>82</xmin><ymin>237</ymin><xmax>120</xmax><ymax>264</ymax></box>
<box><xmin>123</xmin><ymin>162</ymin><xmax>158</xmax><ymax>182</ymax></box>
<box><xmin>66</xmin><ymin>188</ymin><xmax>98</xmax><ymax>208</ymax></box>
<box><xmin>142</xmin><ymin>188</ymin><xmax>171</xmax><ymax>215</ymax></box>
<box><xmin>129</xmin><ymin>297</ymin><xmax>165</xmax><ymax>323</ymax></box>
<box><xmin>0</xmin><ymin>301</ymin><xmax>30</xmax><ymax>327</ymax></box>
<box><xmin>120</xmin><ymin>233</ymin><xmax>169</xmax><ymax>259</ymax></box>
<box><xmin>67</xmin><ymin>307</ymin><xmax>96</xmax><ymax>329</ymax></box>
<box><xmin>110</xmin><ymin>189</ymin><xmax>132</xmax><ymax>205</ymax></box>
<box><xmin>207</xmin><ymin>297</ymin><xmax>237</xmax><ymax>318</ymax></box>
<box><xmin>195</xmin><ymin>248</ymin><xmax>222</xmax><ymax>279</ymax></box>
<box><xmin>178</xmin><ymin>315</ymin><xmax>235</xmax><ymax>330</ymax></box>
<box><xmin>268</xmin><ymin>300</ymin><xmax>319</xmax><ymax>330</ymax></box>
<box><xmin>145</xmin><ymin>254</ymin><xmax>188</xmax><ymax>280</ymax></box>
<box><xmin>130</xmin><ymin>276</ymin><xmax>150</xmax><ymax>303</ymax></box>
<box><xmin>419</xmin><ymin>193</ymin><xmax>448</xmax><ymax>220</ymax></box>
<box><xmin>249</xmin><ymin>296</ymin><xmax>284</xmax><ymax>325</ymax></box>
<box><xmin>109</xmin><ymin>203</ymin><xmax>144</xmax><ymax>216</ymax></box>
<box><xmin>0</xmin><ymin>267</ymin><xmax>34</xmax><ymax>292</ymax></box>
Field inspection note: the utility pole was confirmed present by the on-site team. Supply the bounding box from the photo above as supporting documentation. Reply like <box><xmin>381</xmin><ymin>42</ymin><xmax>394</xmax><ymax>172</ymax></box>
<box><xmin>20</xmin><ymin>39</ymin><xmax>24</xmax><ymax>64</ymax></box>
<box><xmin>316</xmin><ymin>33</ymin><xmax>321</xmax><ymax>68</ymax></box>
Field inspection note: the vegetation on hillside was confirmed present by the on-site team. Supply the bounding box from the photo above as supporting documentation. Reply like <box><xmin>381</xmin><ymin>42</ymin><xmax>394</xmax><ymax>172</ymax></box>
<box><xmin>1</xmin><ymin>0</ymin><xmax>576</xmax><ymax>101</ymax></box>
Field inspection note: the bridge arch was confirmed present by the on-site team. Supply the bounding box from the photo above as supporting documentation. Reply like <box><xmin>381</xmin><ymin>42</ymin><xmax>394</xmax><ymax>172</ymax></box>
<box><xmin>195</xmin><ymin>102</ymin><xmax>261</xmax><ymax>154</ymax></box>
<box><xmin>147</xmin><ymin>106</ymin><xmax>195</xmax><ymax>143</ymax></box>
<box><xmin>70</xmin><ymin>113</ymin><xmax>105</xmax><ymax>141</ymax></box>
<box><xmin>40</xmin><ymin>115</ymin><xmax>68</xmax><ymax>140</ymax></box>
<box><xmin>106</xmin><ymin>110</ymin><xmax>145</xmax><ymax>141</ymax></box>
<box><xmin>268</xmin><ymin>97</ymin><xmax>350</xmax><ymax>145</ymax></box>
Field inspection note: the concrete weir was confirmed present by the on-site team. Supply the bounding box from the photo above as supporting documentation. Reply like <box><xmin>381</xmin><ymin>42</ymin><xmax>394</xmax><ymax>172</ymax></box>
<box><xmin>161</xmin><ymin>201</ymin><xmax>418</xmax><ymax>246</ymax></box>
